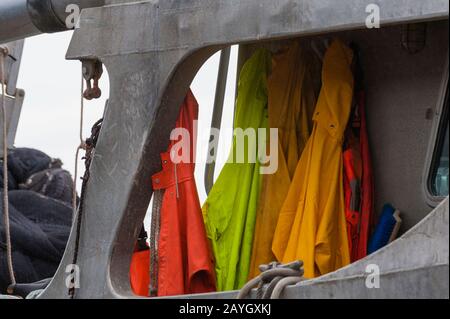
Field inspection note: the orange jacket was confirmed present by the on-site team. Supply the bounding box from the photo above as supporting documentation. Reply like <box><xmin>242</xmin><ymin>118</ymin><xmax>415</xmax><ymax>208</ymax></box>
<box><xmin>130</xmin><ymin>91</ymin><xmax>216</xmax><ymax>296</ymax></box>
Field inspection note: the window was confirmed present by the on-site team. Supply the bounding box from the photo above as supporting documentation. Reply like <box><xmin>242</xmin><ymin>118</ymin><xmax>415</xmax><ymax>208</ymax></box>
<box><xmin>425</xmin><ymin>78</ymin><xmax>449</xmax><ymax>203</ymax></box>
<box><xmin>429</xmin><ymin>97</ymin><xmax>449</xmax><ymax>197</ymax></box>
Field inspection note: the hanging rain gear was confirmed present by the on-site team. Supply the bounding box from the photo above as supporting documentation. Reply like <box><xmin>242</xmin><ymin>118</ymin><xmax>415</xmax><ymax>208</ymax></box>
<box><xmin>130</xmin><ymin>226</ymin><xmax>150</xmax><ymax>297</ymax></box>
<box><xmin>357</xmin><ymin>90</ymin><xmax>375</xmax><ymax>259</ymax></box>
<box><xmin>130</xmin><ymin>248</ymin><xmax>150</xmax><ymax>296</ymax></box>
<box><xmin>343</xmin><ymin>140</ymin><xmax>362</xmax><ymax>260</ymax></box>
<box><xmin>343</xmin><ymin>88</ymin><xmax>374</xmax><ymax>262</ymax></box>
<box><xmin>248</xmin><ymin>42</ymin><xmax>321</xmax><ymax>279</ymax></box>
<box><xmin>203</xmin><ymin>49</ymin><xmax>271</xmax><ymax>291</ymax></box>
<box><xmin>133</xmin><ymin>90</ymin><xmax>216</xmax><ymax>297</ymax></box>
<box><xmin>272</xmin><ymin>39</ymin><xmax>353</xmax><ymax>278</ymax></box>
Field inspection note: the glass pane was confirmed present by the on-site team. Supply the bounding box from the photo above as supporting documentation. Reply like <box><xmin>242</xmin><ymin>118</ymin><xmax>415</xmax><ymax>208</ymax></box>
<box><xmin>431</xmin><ymin>115</ymin><xmax>449</xmax><ymax>197</ymax></box>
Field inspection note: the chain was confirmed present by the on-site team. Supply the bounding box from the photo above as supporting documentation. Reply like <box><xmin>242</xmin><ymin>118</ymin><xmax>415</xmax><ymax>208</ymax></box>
<box><xmin>68</xmin><ymin>118</ymin><xmax>103</xmax><ymax>298</ymax></box>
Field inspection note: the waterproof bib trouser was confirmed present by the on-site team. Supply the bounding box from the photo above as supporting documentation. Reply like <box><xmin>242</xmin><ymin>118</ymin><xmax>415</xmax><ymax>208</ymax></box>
<box><xmin>249</xmin><ymin>41</ymin><xmax>320</xmax><ymax>279</ymax></box>
<box><xmin>203</xmin><ymin>49</ymin><xmax>271</xmax><ymax>291</ymax></box>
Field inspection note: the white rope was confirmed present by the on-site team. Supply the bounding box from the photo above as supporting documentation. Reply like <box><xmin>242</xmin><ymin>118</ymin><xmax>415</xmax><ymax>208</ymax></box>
<box><xmin>0</xmin><ymin>46</ymin><xmax>16</xmax><ymax>289</ymax></box>
<box><xmin>72</xmin><ymin>69</ymin><xmax>86</xmax><ymax>218</ymax></box>
<box><xmin>237</xmin><ymin>261</ymin><xmax>304</xmax><ymax>299</ymax></box>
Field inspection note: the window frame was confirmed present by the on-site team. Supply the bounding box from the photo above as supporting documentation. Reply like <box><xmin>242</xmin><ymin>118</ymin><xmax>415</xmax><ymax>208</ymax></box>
<box><xmin>423</xmin><ymin>57</ymin><xmax>449</xmax><ymax>207</ymax></box>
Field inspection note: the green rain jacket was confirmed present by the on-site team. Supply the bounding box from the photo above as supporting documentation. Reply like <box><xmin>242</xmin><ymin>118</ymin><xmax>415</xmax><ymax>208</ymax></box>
<box><xmin>202</xmin><ymin>48</ymin><xmax>271</xmax><ymax>291</ymax></box>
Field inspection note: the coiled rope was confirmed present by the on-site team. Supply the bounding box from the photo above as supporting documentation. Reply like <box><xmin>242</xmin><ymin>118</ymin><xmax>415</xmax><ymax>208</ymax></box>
<box><xmin>0</xmin><ymin>46</ymin><xmax>17</xmax><ymax>293</ymax></box>
<box><xmin>237</xmin><ymin>260</ymin><xmax>304</xmax><ymax>299</ymax></box>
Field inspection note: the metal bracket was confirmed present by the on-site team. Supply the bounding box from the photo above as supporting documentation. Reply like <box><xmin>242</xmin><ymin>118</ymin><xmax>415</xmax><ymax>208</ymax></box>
<box><xmin>0</xmin><ymin>89</ymin><xmax>25</xmax><ymax>157</ymax></box>
<box><xmin>0</xmin><ymin>40</ymin><xmax>25</xmax><ymax>96</ymax></box>
<box><xmin>0</xmin><ymin>40</ymin><xmax>25</xmax><ymax>156</ymax></box>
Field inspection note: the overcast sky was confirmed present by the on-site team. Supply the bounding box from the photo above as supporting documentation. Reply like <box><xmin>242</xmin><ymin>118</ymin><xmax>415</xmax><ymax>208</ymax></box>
<box><xmin>15</xmin><ymin>31</ymin><xmax>238</xmax><ymax>205</ymax></box>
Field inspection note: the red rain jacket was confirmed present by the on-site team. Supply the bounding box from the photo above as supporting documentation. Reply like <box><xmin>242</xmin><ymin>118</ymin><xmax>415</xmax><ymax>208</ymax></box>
<box><xmin>343</xmin><ymin>91</ymin><xmax>374</xmax><ymax>262</ymax></box>
<box><xmin>130</xmin><ymin>90</ymin><xmax>216</xmax><ymax>297</ymax></box>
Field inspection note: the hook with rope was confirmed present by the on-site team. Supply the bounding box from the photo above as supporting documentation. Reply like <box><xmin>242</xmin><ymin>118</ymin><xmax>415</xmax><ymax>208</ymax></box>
<box><xmin>72</xmin><ymin>69</ymin><xmax>87</xmax><ymax>217</ymax></box>
<box><xmin>1</xmin><ymin>46</ymin><xmax>17</xmax><ymax>294</ymax></box>
<box><xmin>72</xmin><ymin>58</ymin><xmax>104</xmax><ymax>215</ymax></box>
<box><xmin>69</xmin><ymin>59</ymin><xmax>103</xmax><ymax>298</ymax></box>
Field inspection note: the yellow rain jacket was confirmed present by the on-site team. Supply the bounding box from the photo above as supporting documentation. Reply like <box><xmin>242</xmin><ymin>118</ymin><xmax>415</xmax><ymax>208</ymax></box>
<box><xmin>203</xmin><ymin>49</ymin><xmax>271</xmax><ymax>291</ymax></box>
<box><xmin>248</xmin><ymin>41</ymin><xmax>321</xmax><ymax>279</ymax></box>
<box><xmin>272</xmin><ymin>39</ymin><xmax>353</xmax><ymax>278</ymax></box>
